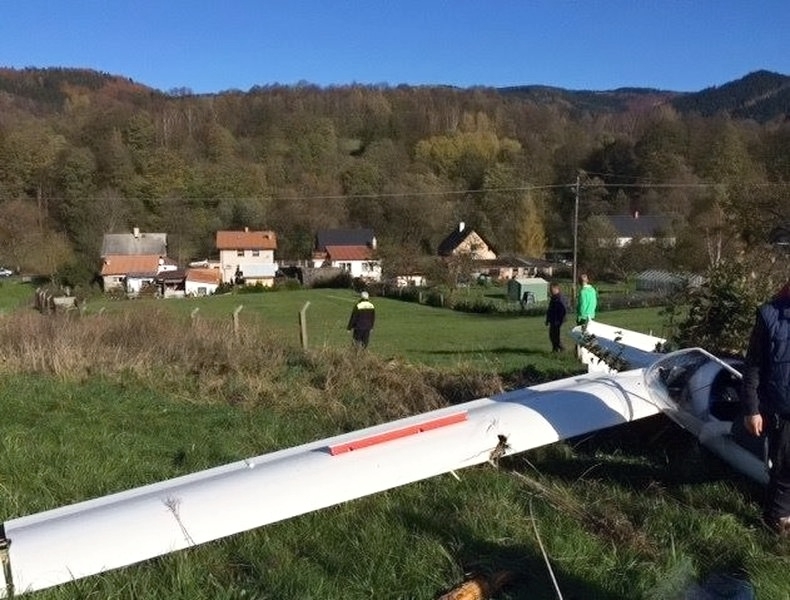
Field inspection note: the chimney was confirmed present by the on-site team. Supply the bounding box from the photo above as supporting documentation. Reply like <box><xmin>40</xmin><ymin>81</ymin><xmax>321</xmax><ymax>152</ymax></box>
<box><xmin>133</xmin><ymin>227</ymin><xmax>140</xmax><ymax>238</ymax></box>
<box><xmin>370</xmin><ymin>236</ymin><xmax>377</xmax><ymax>250</ymax></box>
<box><xmin>244</xmin><ymin>226</ymin><xmax>249</xmax><ymax>232</ymax></box>
<box><xmin>633</xmin><ymin>211</ymin><xmax>639</xmax><ymax>219</ymax></box>
<box><xmin>459</xmin><ymin>221</ymin><xmax>465</xmax><ymax>232</ymax></box>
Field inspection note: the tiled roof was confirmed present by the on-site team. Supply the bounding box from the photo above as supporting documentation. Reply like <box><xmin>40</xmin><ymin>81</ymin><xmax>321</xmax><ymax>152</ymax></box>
<box><xmin>155</xmin><ymin>269</ymin><xmax>187</xmax><ymax>282</ymax></box>
<box><xmin>316</xmin><ymin>229</ymin><xmax>374</xmax><ymax>251</ymax></box>
<box><xmin>606</xmin><ymin>215</ymin><xmax>673</xmax><ymax>238</ymax></box>
<box><xmin>101</xmin><ymin>233</ymin><xmax>167</xmax><ymax>256</ymax></box>
<box><xmin>325</xmin><ymin>245</ymin><xmax>374</xmax><ymax>261</ymax></box>
<box><xmin>186</xmin><ymin>268</ymin><xmax>221</xmax><ymax>284</ymax></box>
<box><xmin>216</xmin><ymin>230</ymin><xmax>277</xmax><ymax>250</ymax></box>
<box><xmin>101</xmin><ymin>255</ymin><xmax>162</xmax><ymax>277</ymax></box>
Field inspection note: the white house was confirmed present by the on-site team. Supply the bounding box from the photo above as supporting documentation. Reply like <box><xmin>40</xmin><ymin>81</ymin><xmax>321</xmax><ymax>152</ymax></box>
<box><xmin>216</xmin><ymin>228</ymin><xmax>278</xmax><ymax>287</ymax></box>
<box><xmin>101</xmin><ymin>255</ymin><xmax>177</xmax><ymax>294</ymax></box>
<box><xmin>312</xmin><ymin>228</ymin><xmax>381</xmax><ymax>281</ymax></box>
<box><xmin>393</xmin><ymin>273</ymin><xmax>427</xmax><ymax>288</ymax></box>
<box><xmin>313</xmin><ymin>245</ymin><xmax>382</xmax><ymax>281</ymax></box>
<box><xmin>185</xmin><ymin>268</ymin><xmax>221</xmax><ymax>296</ymax></box>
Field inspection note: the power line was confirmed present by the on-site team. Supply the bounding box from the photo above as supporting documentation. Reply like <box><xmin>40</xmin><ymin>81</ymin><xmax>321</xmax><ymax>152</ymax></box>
<box><xmin>1</xmin><ymin>181</ymin><xmax>788</xmax><ymax>204</ymax></box>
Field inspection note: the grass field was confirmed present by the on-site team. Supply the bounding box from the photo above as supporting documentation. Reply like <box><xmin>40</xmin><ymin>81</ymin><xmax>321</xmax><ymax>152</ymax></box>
<box><xmin>87</xmin><ymin>287</ymin><xmax>667</xmax><ymax>374</ymax></box>
<box><xmin>1</xmin><ymin>282</ymin><xmax>787</xmax><ymax>599</ymax></box>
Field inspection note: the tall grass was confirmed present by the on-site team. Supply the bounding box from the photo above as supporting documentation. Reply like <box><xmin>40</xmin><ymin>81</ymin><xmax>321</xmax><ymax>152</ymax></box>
<box><xmin>0</xmin><ymin>309</ymin><xmax>509</xmax><ymax>429</ymax></box>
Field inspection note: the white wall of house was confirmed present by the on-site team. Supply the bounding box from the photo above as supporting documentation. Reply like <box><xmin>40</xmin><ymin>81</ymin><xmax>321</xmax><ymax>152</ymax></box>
<box><xmin>126</xmin><ymin>276</ymin><xmax>155</xmax><ymax>294</ymax></box>
<box><xmin>219</xmin><ymin>249</ymin><xmax>276</xmax><ymax>283</ymax></box>
<box><xmin>331</xmin><ymin>260</ymin><xmax>382</xmax><ymax>281</ymax></box>
<box><xmin>393</xmin><ymin>274</ymin><xmax>426</xmax><ymax>287</ymax></box>
<box><xmin>239</xmin><ymin>263</ymin><xmax>278</xmax><ymax>287</ymax></box>
<box><xmin>604</xmin><ymin>236</ymin><xmax>677</xmax><ymax>248</ymax></box>
<box><xmin>102</xmin><ymin>275</ymin><xmax>125</xmax><ymax>290</ymax></box>
<box><xmin>185</xmin><ymin>280</ymin><xmax>220</xmax><ymax>296</ymax></box>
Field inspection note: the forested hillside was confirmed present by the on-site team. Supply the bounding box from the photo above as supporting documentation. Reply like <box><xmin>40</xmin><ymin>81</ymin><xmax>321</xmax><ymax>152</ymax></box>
<box><xmin>0</xmin><ymin>67</ymin><xmax>788</xmax><ymax>284</ymax></box>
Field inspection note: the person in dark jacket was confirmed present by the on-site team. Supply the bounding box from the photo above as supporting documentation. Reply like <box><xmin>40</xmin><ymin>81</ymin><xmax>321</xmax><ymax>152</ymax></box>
<box><xmin>347</xmin><ymin>291</ymin><xmax>376</xmax><ymax>348</ymax></box>
<box><xmin>741</xmin><ymin>281</ymin><xmax>790</xmax><ymax>535</ymax></box>
<box><xmin>545</xmin><ymin>282</ymin><xmax>568</xmax><ymax>352</ymax></box>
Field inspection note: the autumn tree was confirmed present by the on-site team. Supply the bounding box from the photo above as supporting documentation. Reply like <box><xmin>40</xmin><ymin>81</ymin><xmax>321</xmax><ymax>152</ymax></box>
<box><xmin>0</xmin><ymin>199</ymin><xmax>74</xmax><ymax>276</ymax></box>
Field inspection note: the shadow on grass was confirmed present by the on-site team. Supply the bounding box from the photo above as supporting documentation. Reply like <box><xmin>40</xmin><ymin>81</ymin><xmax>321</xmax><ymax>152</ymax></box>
<box><xmin>508</xmin><ymin>414</ymin><xmax>765</xmax><ymax>525</ymax></box>
<box><xmin>399</xmin><ymin>508</ymin><xmax>620</xmax><ymax>600</ymax></box>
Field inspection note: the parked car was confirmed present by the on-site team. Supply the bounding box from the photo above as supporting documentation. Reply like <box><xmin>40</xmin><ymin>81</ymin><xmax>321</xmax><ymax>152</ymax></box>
<box><xmin>0</xmin><ymin>268</ymin><xmax>13</xmax><ymax>277</ymax></box>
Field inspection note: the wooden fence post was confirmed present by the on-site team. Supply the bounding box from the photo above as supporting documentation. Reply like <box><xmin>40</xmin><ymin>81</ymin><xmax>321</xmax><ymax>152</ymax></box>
<box><xmin>299</xmin><ymin>301</ymin><xmax>311</xmax><ymax>349</ymax></box>
<box><xmin>190</xmin><ymin>307</ymin><xmax>200</xmax><ymax>325</ymax></box>
<box><xmin>233</xmin><ymin>305</ymin><xmax>243</xmax><ymax>336</ymax></box>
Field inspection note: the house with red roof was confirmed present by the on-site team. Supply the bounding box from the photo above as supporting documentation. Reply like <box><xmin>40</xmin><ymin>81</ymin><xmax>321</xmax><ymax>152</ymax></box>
<box><xmin>215</xmin><ymin>228</ymin><xmax>278</xmax><ymax>286</ymax></box>
<box><xmin>311</xmin><ymin>229</ymin><xmax>381</xmax><ymax>282</ymax></box>
<box><xmin>101</xmin><ymin>254</ymin><xmax>178</xmax><ymax>294</ymax></box>
<box><xmin>185</xmin><ymin>268</ymin><xmax>222</xmax><ymax>296</ymax></box>
<box><xmin>100</xmin><ymin>228</ymin><xmax>176</xmax><ymax>295</ymax></box>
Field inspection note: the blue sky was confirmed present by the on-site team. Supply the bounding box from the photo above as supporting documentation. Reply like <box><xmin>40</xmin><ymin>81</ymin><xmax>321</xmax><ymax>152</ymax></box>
<box><xmin>1</xmin><ymin>1</ymin><xmax>788</xmax><ymax>94</ymax></box>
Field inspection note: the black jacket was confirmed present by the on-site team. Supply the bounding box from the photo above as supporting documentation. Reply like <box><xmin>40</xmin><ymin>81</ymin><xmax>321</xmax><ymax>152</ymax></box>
<box><xmin>545</xmin><ymin>293</ymin><xmax>568</xmax><ymax>326</ymax></box>
<box><xmin>348</xmin><ymin>299</ymin><xmax>375</xmax><ymax>332</ymax></box>
<box><xmin>742</xmin><ymin>293</ymin><xmax>790</xmax><ymax>416</ymax></box>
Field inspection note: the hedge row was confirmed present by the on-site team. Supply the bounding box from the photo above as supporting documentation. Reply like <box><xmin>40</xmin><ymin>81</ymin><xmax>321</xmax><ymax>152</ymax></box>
<box><xmin>378</xmin><ymin>285</ymin><xmax>669</xmax><ymax>316</ymax></box>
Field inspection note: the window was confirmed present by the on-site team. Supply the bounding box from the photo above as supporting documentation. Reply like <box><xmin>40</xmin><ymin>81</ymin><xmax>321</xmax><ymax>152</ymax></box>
<box><xmin>237</xmin><ymin>249</ymin><xmax>244</xmax><ymax>257</ymax></box>
<box><xmin>252</xmin><ymin>249</ymin><xmax>260</xmax><ymax>257</ymax></box>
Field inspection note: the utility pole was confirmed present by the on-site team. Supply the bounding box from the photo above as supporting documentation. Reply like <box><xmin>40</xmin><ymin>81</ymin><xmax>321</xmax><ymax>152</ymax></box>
<box><xmin>572</xmin><ymin>172</ymin><xmax>580</xmax><ymax>304</ymax></box>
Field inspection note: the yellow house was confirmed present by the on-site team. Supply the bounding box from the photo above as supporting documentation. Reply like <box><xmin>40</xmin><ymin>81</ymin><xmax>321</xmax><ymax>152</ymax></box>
<box><xmin>437</xmin><ymin>222</ymin><xmax>496</xmax><ymax>260</ymax></box>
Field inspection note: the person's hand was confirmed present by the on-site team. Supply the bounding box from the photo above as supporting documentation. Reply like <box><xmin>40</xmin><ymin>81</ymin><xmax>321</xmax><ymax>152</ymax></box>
<box><xmin>744</xmin><ymin>414</ymin><xmax>763</xmax><ymax>436</ymax></box>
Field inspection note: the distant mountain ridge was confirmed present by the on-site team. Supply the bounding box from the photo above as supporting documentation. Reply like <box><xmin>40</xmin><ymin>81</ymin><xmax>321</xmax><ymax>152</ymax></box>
<box><xmin>500</xmin><ymin>70</ymin><xmax>790</xmax><ymax>122</ymax></box>
<box><xmin>670</xmin><ymin>70</ymin><xmax>790</xmax><ymax>122</ymax></box>
<box><xmin>0</xmin><ymin>67</ymin><xmax>787</xmax><ymax>123</ymax></box>
<box><xmin>498</xmin><ymin>84</ymin><xmax>678</xmax><ymax>116</ymax></box>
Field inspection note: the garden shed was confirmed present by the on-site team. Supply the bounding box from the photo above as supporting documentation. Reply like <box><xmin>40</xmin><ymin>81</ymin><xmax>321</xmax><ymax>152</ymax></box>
<box><xmin>635</xmin><ymin>270</ymin><xmax>704</xmax><ymax>292</ymax></box>
<box><xmin>507</xmin><ymin>277</ymin><xmax>548</xmax><ymax>304</ymax></box>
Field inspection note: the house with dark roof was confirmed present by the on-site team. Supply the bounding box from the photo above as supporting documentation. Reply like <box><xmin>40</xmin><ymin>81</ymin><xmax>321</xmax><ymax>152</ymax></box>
<box><xmin>437</xmin><ymin>222</ymin><xmax>496</xmax><ymax>260</ymax></box>
<box><xmin>315</xmin><ymin>228</ymin><xmax>376</xmax><ymax>252</ymax></box>
<box><xmin>216</xmin><ymin>228</ymin><xmax>278</xmax><ymax>286</ymax></box>
<box><xmin>312</xmin><ymin>229</ymin><xmax>381</xmax><ymax>281</ymax></box>
<box><xmin>604</xmin><ymin>212</ymin><xmax>675</xmax><ymax>247</ymax></box>
<box><xmin>101</xmin><ymin>228</ymin><xmax>167</xmax><ymax>257</ymax></box>
<box><xmin>100</xmin><ymin>228</ymin><xmax>174</xmax><ymax>294</ymax></box>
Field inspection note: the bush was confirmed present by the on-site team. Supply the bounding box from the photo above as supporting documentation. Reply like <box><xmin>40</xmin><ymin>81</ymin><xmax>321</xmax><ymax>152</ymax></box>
<box><xmin>451</xmin><ymin>298</ymin><xmax>499</xmax><ymax>314</ymax></box>
<box><xmin>663</xmin><ymin>254</ymin><xmax>788</xmax><ymax>356</ymax></box>
<box><xmin>237</xmin><ymin>282</ymin><xmax>266</xmax><ymax>294</ymax></box>
<box><xmin>54</xmin><ymin>260</ymin><xmax>97</xmax><ymax>289</ymax></box>
<box><xmin>311</xmin><ymin>271</ymin><xmax>353</xmax><ymax>289</ymax></box>
<box><xmin>424</xmin><ymin>290</ymin><xmax>446</xmax><ymax>308</ymax></box>
<box><xmin>273</xmin><ymin>278</ymin><xmax>302</xmax><ymax>291</ymax></box>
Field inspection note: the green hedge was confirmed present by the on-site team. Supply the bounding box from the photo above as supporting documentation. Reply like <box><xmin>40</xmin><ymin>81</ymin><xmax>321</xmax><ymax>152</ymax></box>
<box><xmin>380</xmin><ymin>285</ymin><xmax>668</xmax><ymax>316</ymax></box>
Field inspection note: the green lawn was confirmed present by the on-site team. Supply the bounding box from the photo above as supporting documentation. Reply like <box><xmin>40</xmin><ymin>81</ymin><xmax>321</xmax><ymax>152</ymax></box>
<box><xmin>0</xmin><ymin>278</ymin><xmax>36</xmax><ymax>314</ymax></box>
<box><xmin>86</xmin><ymin>288</ymin><xmax>665</xmax><ymax>374</ymax></box>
